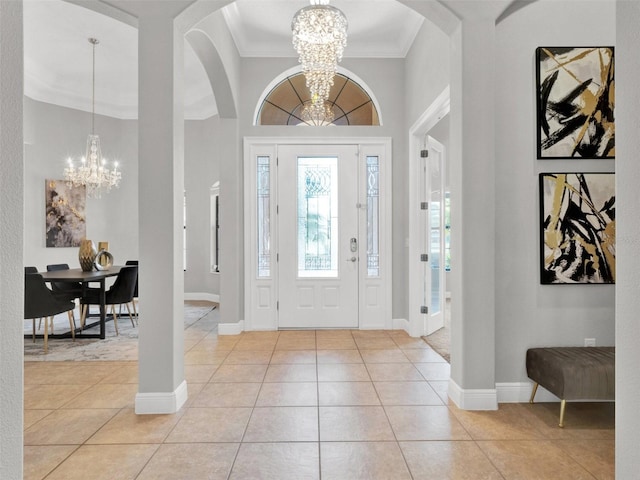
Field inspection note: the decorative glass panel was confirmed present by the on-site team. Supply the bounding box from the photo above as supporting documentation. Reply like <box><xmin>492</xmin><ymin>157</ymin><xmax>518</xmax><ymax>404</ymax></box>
<box><xmin>297</xmin><ymin>157</ymin><xmax>338</xmax><ymax>277</ymax></box>
<box><xmin>258</xmin><ymin>72</ymin><xmax>380</xmax><ymax>126</ymax></box>
<box><xmin>428</xmin><ymin>155</ymin><xmax>442</xmax><ymax>315</ymax></box>
<box><xmin>257</xmin><ymin>156</ymin><xmax>271</xmax><ymax>277</ymax></box>
<box><xmin>366</xmin><ymin>156</ymin><xmax>380</xmax><ymax>277</ymax></box>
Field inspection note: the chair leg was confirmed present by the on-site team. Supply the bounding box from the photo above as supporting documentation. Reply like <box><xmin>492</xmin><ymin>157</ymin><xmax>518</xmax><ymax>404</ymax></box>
<box><xmin>67</xmin><ymin>310</ymin><xmax>76</xmax><ymax>341</ymax></box>
<box><xmin>32</xmin><ymin>319</ymin><xmax>36</xmax><ymax>343</ymax></box>
<box><xmin>559</xmin><ymin>399</ymin><xmax>566</xmax><ymax>428</ymax></box>
<box><xmin>529</xmin><ymin>383</ymin><xmax>539</xmax><ymax>404</ymax></box>
<box><xmin>132</xmin><ymin>298</ymin><xmax>137</xmax><ymax>317</ymax></box>
<box><xmin>43</xmin><ymin>316</ymin><xmax>49</xmax><ymax>354</ymax></box>
<box><xmin>125</xmin><ymin>303</ymin><xmax>135</xmax><ymax>327</ymax></box>
<box><xmin>49</xmin><ymin>316</ymin><xmax>54</xmax><ymax>334</ymax></box>
<box><xmin>80</xmin><ymin>305</ymin><xmax>87</xmax><ymax>330</ymax></box>
<box><xmin>111</xmin><ymin>305</ymin><xmax>119</xmax><ymax>336</ymax></box>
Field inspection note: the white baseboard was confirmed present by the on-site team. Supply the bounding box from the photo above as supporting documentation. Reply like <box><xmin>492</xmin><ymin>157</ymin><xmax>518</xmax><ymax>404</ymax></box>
<box><xmin>496</xmin><ymin>381</ymin><xmax>560</xmax><ymax>403</ymax></box>
<box><xmin>393</xmin><ymin>317</ymin><xmax>410</xmax><ymax>334</ymax></box>
<box><xmin>135</xmin><ymin>380</ymin><xmax>188</xmax><ymax>414</ymax></box>
<box><xmin>184</xmin><ymin>292</ymin><xmax>220</xmax><ymax>303</ymax></box>
<box><xmin>218</xmin><ymin>320</ymin><xmax>244</xmax><ymax>335</ymax></box>
<box><xmin>448</xmin><ymin>378</ymin><xmax>498</xmax><ymax>410</ymax></box>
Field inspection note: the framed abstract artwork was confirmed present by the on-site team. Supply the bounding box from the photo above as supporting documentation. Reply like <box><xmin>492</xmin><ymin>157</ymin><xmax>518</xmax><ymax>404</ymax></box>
<box><xmin>540</xmin><ymin>173</ymin><xmax>615</xmax><ymax>284</ymax></box>
<box><xmin>45</xmin><ymin>179</ymin><xmax>86</xmax><ymax>247</ymax></box>
<box><xmin>536</xmin><ymin>47</ymin><xmax>615</xmax><ymax>159</ymax></box>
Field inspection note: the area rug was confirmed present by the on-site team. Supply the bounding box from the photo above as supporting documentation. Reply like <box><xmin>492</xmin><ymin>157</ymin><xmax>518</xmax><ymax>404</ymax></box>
<box><xmin>422</xmin><ymin>328</ymin><xmax>450</xmax><ymax>363</ymax></box>
<box><xmin>24</xmin><ymin>301</ymin><xmax>217</xmax><ymax>362</ymax></box>
<box><xmin>421</xmin><ymin>298</ymin><xmax>451</xmax><ymax>363</ymax></box>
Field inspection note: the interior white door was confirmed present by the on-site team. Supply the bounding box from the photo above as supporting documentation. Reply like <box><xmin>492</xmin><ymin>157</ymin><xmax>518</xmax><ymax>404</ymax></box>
<box><xmin>278</xmin><ymin>144</ymin><xmax>359</xmax><ymax>328</ymax></box>
<box><xmin>424</xmin><ymin>136</ymin><xmax>445</xmax><ymax>334</ymax></box>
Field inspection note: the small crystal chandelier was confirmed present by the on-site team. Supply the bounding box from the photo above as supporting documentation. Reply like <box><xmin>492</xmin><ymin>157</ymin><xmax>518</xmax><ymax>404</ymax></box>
<box><xmin>64</xmin><ymin>38</ymin><xmax>121</xmax><ymax>198</ymax></box>
<box><xmin>292</xmin><ymin>0</ymin><xmax>347</xmax><ymax>121</ymax></box>
<box><xmin>301</xmin><ymin>96</ymin><xmax>335</xmax><ymax>126</ymax></box>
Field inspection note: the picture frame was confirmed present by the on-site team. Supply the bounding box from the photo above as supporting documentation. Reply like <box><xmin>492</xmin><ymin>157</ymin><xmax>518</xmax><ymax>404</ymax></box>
<box><xmin>540</xmin><ymin>173</ymin><xmax>615</xmax><ymax>284</ymax></box>
<box><xmin>45</xmin><ymin>179</ymin><xmax>86</xmax><ymax>248</ymax></box>
<box><xmin>536</xmin><ymin>47</ymin><xmax>615</xmax><ymax>159</ymax></box>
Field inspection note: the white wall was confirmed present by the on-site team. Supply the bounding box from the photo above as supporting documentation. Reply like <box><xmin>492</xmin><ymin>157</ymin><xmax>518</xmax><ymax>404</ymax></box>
<box><xmin>494</xmin><ymin>1</ymin><xmax>615</xmax><ymax>383</ymax></box>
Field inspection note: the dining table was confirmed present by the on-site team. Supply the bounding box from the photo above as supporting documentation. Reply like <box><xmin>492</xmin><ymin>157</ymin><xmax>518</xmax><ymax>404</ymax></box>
<box><xmin>38</xmin><ymin>266</ymin><xmax>123</xmax><ymax>340</ymax></box>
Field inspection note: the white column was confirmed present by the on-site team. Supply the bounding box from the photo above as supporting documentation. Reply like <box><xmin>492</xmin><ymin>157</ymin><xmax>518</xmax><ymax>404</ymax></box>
<box><xmin>134</xmin><ymin>11</ymin><xmax>187</xmax><ymax>414</ymax></box>
<box><xmin>448</xmin><ymin>15</ymin><xmax>498</xmax><ymax>409</ymax></box>
<box><xmin>615</xmin><ymin>1</ymin><xmax>640</xmax><ymax>475</ymax></box>
<box><xmin>0</xmin><ymin>0</ymin><xmax>24</xmax><ymax>477</ymax></box>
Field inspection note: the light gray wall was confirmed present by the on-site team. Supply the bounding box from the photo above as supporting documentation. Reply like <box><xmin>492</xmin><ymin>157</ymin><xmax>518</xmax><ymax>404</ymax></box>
<box><xmin>184</xmin><ymin>116</ymin><xmax>220</xmax><ymax>295</ymax></box>
<box><xmin>615</xmin><ymin>1</ymin><xmax>640</xmax><ymax>474</ymax></box>
<box><xmin>405</xmin><ymin>17</ymin><xmax>451</xmax><ymax>127</ymax></box>
<box><xmin>23</xmin><ymin>97</ymin><xmax>219</xmax><ymax>299</ymax></box>
<box><xmin>238</xmin><ymin>56</ymin><xmax>408</xmax><ymax>319</ymax></box>
<box><xmin>405</xmin><ymin>19</ymin><xmax>451</xmax><ymax>298</ymax></box>
<box><xmin>494</xmin><ymin>1</ymin><xmax>615</xmax><ymax>383</ymax></box>
<box><xmin>23</xmin><ymin>97</ymin><xmax>139</xmax><ymax>271</ymax></box>
<box><xmin>0</xmin><ymin>2</ymin><xmax>24</xmax><ymax>477</ymax></box>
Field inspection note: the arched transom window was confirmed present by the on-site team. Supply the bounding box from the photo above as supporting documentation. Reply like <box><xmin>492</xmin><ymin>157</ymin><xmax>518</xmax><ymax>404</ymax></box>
<box><xmin>257</xmin><ymin>72</ymin><xmax>380</xmax><ymax>126</ymax></box>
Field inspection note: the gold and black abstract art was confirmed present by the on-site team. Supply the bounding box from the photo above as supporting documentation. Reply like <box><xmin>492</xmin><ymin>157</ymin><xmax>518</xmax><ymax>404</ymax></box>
<box><xmin>540</xmin><ymin>173</ymin><xmax>615</xmax><ymax>284</ymax></box>
<box><xmin>536</xmin><ymin>47</ymin><xmax>615</xmax><ymax>159</ymax></box>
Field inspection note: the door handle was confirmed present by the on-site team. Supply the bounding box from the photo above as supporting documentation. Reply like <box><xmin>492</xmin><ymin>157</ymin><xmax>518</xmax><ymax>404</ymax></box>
<box><xmin>346</xmin><ymin>256</ymin><xmax>357</xmax><ymax>262</ymax></box>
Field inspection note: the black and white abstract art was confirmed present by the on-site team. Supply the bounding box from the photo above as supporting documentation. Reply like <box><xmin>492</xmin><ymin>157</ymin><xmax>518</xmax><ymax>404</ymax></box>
<box><xmin>536</xmin><ymin>47</ymin><xmax>615</xmax><ymax>159</ymax></box>
<box><xmin>540</xmin><ymin>173</ymin><xmax>615</xmax><ymax>284</ymax></box>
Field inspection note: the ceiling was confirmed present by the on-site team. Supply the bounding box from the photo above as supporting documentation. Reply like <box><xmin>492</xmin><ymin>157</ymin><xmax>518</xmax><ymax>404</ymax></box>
<box><xmin>24</xmin><ymin>0</ymin><xmax>424</xmax><ymax>120</ymax></box>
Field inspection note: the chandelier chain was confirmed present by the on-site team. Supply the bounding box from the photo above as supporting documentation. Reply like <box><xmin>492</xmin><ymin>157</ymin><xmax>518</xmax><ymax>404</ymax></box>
<box><xmin>64</xmin><ymin>37</ymin><xmax>121</xmax><ymax>198</ymax></box>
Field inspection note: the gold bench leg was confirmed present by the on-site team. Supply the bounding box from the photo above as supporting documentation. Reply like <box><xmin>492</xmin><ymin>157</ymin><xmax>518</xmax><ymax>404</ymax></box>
<box><xmin>529</xmin><ymin>383</ymin><xmax>539</xmax><ymax>403</ymax></box>
<box><xmin>559</xmin><ymin>399</ymin><xmax>566</xmax><ymax>428</ymax></box>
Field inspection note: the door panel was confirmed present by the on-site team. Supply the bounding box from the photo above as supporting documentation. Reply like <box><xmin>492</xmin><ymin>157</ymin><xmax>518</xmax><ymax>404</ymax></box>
<box><xmin>424</xmin><ymin>136</ymin><xmax>445</xmax><ymax>334</ymax></box>
<box><xmin>278</xmin><ymin>145</ymin><xmax>359</xmax><ymax>328</ymax></box>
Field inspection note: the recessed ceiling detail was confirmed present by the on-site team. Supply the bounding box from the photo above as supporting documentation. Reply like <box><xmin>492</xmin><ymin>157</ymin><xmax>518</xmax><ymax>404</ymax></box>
<box><xmin>257</xmin><ymin>72</ymin><xmax>379</xmax><ymax>126</ymax></box>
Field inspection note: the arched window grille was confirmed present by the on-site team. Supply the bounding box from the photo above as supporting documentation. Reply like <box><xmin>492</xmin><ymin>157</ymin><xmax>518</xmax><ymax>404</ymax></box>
<box><xmin>257</xmin><ymin>72</ymin><xmax>380</xmax><ymax>126</ymax></box>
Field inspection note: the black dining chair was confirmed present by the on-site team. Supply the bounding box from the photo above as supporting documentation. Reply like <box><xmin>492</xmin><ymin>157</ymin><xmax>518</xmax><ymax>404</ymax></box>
<box><xmin>24</xmin><ymin>272</ymin><xmax>76</xmax><ymax>353</ymax></box>
<box><xmin>46</xmin><ymin>263</ymin><xmax>83</xmax><ymax>331</ymax></box>
<box><xmin>24</xmin><ymin>266</ymin><xmax>45</xmax><ymax>336</ymax></box>
<box><xmin>125</xmin><ymin>260</ymin><xmax>138</xmax><ymax>317</ymax></box>
<box><xmin>46</xmin><ymin>263</ymin><xmax>83</xmax><ymax>301</ymax></box>
<box><xmin>80</xmin><ymin>265</ymin><xmax>138</xmax><ymax>336</ymax></box>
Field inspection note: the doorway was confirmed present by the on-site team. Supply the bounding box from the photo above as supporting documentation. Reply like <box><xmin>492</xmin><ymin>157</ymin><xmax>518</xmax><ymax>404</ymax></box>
<box><xmin>408</xmin><ymin>88</ymin><xmax>450</xmax><ymax>337</ymax></box>
<box><xmin>244</xmin><ymin>138</ymin><xmax>392</xmax><ymax>332</ymax></box>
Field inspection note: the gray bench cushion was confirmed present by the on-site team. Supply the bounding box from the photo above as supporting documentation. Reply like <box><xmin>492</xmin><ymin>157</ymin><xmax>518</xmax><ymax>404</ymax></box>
<box><xmin>526</xmin><ymin>347</ymin><xmax>615</xmax><ymax>401</ymax></box>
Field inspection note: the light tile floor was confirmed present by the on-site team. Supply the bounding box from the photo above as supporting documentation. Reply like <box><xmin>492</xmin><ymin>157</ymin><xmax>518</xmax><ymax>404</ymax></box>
<box><xmin>24</xmin><ymin>310</ymin><xmax>615</xmax><ymax>479</ymax></box>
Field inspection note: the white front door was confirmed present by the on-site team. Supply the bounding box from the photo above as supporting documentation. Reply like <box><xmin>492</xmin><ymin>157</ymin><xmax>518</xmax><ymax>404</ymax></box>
<box><xmin>277</xmin><ymin>145</ymin><xmax>359</xmax><ymax>328</ymax></box>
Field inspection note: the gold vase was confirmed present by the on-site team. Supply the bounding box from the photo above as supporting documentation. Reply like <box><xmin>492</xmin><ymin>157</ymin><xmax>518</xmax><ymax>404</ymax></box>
<box><xmin>78</xmin><ymin>239</ymin><xmax>97</xmax><ymax>272</ymax></box>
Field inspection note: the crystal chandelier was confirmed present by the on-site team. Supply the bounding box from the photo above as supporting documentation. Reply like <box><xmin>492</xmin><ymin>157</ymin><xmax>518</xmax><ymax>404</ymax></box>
<box><xmin>302</xmin><ymin>97</ymin><xmax>335</xmax><ymax>125</ymax></box>
<box><xmin>64</xmin><ymin>38</ymin><xmax>121</xmax><ymax>198</ymax></box>
<box><xmin>292</xmin><ymin>0</ymin><xmax>347</xmax><ymax>120</ymax></box>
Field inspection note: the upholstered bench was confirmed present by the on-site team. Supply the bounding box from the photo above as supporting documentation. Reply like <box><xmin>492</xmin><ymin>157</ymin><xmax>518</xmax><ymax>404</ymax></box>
<box><xmin>526</xmin><ymin>347</ymin><xmax>615</xmax><ymax>427</ymax></box>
